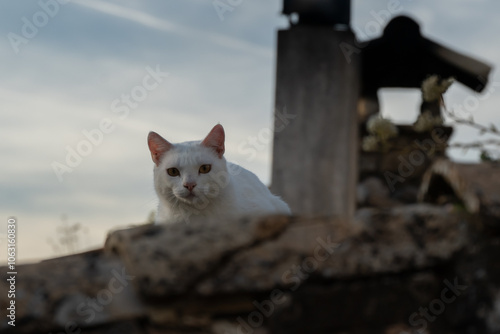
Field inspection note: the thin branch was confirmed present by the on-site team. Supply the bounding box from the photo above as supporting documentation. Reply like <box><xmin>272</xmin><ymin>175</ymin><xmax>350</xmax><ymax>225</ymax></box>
<box><xmin>448</xmin><ymin>139</ymin><xmax>500</xmax><ymax>150</ymax></box>
<box><xmin>443</xmin><ymin>107</ymin><xmax>500</xmax><ymax>136</ymax></box>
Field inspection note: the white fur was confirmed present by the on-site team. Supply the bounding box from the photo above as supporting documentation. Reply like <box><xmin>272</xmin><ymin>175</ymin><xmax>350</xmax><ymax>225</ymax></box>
<box><xmin>151</xmin><ymin>134</ymin><xmax>291</xmax><ymax>224</ymax></box>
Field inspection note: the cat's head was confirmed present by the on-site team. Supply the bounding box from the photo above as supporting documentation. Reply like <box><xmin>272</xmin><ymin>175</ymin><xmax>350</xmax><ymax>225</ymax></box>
<box><xmin>147</xmin><ymin>124</ymin><xmax>228</xmax><ymax>206</ymax></box>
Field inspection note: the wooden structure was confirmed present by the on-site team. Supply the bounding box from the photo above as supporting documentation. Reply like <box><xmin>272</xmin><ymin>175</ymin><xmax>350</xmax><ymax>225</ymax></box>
<box><xmin>271</xmin><ymin>0</ymin><xmax>359</xmax><ymax>218</ymax></box>
<box><xmin>271</xmin><ymin>1</ymin><xmax>492</xmax><ymax>218</ymax></box>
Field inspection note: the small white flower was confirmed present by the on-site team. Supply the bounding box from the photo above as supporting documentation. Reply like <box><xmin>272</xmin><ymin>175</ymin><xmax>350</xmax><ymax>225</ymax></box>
<box><xmin>362</xmin><ymin>135</ymin><xmax>380</xmax><ymax>152</ymax></box>
<box><xmin>413</xmin><ymin>110</ymin><xmax>444</xmax><ymax>132</ymax></box>
<box><xmin>422</xmin><ymin>75</ymin><xmax>454</xmax><ymax>102</ymax></box>
<box><xmin>366</xmin><ymin>114</ymin><xmax>399</xmax><ymax>141</ymax></box>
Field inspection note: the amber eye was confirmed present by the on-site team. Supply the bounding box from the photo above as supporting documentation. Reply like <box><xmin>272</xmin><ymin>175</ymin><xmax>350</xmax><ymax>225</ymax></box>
<box><xmin>199</xmin><ymin>164</ymin><xmax>211</xmax><ymax>174</ymax></box>
<box><xmin>167</xmin><ymin>168</ymin><xmax>180</xmax><ymax>177</ymax></box>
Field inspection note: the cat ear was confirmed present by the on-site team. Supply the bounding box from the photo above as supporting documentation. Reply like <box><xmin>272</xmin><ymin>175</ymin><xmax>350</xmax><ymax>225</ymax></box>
<box><xmin>148</xmin><ymin>131</ymin><xmax>172</xmax><ymax>166</ymax></box>
<box><xmin>201</xmin><ymin>124</ymin><xmax>225</xmax><ymax>158</ymax></box>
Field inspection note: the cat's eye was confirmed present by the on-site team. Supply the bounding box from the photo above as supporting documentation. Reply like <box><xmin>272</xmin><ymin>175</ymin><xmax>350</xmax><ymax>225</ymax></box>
<box><xmin>199</xmin><ymin>164</ymin><xmax>211</xmax><ymax>174</ymax></box>
<box><xmin>167</xmin><ymin>168</ymin><xmax>180</xmax><ymax>177</ymax></box>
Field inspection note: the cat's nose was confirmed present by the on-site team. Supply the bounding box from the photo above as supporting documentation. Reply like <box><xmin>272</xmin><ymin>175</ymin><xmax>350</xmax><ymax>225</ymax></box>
<box><xmin>183</xmin><ymin>182</ymin><xmax>196</xmax><ymax>192</ymax></box>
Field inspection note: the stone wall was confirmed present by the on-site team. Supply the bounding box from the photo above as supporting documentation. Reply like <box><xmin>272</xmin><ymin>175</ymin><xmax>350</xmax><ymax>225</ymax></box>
<box><xmin>2</xmin><ymin>203</ymin><xmax>500</xmax><ymax>333</ymax></box>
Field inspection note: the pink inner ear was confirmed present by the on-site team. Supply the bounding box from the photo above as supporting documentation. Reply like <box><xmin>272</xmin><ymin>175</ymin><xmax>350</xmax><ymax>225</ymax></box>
<box><xmin>148</xmin><ymin>131</ymin><xmax>172</xmax><ymax>166</ymax></box>
<box><xmin>201</xmin><ymin>124</ymin><xmax>225</xmax><ymax>158</ymax></box>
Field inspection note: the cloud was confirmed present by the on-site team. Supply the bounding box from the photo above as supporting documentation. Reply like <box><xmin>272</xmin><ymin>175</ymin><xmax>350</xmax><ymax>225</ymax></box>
<box><xmin>72</xmin><ymin>0</ymin><xmax>272</xmax><ymax>59</ymax></box>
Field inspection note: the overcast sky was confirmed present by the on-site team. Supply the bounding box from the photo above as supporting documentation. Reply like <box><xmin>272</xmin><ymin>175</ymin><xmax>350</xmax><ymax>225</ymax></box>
<box><xmin>1</xmin><ymin>0</ymin><xmax>499</xmax><ymax>263</ymax></box>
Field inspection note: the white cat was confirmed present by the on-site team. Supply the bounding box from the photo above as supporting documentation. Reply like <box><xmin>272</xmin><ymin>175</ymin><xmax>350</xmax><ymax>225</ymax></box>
<box><xmin>147</xmin><ymin>124</ymin><xmax>291</xmax><ymax>224</ymax></box>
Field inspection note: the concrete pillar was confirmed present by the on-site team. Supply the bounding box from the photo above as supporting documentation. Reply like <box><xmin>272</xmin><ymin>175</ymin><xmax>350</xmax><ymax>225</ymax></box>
<box><xmin>271</xmin><ymin>26</ymin><xmax>360</xmax><ymax>219</ymax></box>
